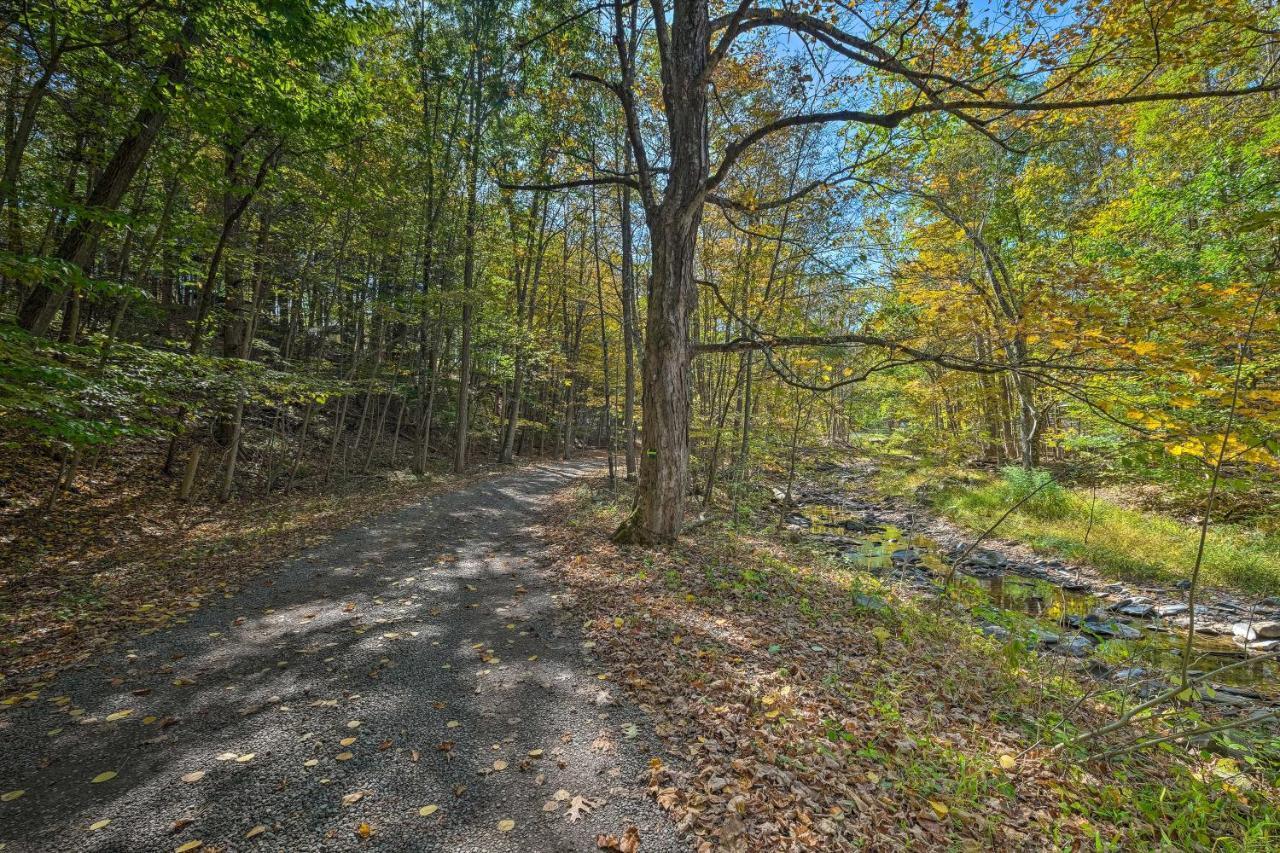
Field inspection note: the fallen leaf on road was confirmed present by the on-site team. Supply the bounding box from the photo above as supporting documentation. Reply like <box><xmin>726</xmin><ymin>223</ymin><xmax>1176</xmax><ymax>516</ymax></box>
<box><xmin>91</xmin><ymin>771</ymin><xmax>117</xmax><ymax>784</ymax></box>
<box><xmin>418</xmin><ymin>804</ymin><xmax>439</xmax><ymax>816</ymax></box>
<box><xmin>336</xmin><ymin>752</ymin><xmax>354</xmax><ymax>761</ymax></box>
<box><xmin>493</xmin><ymin>760</ymin><xmax>508</xmax><ymax>771</ymax></box>
<box><xmin>181</xmin><ymin>771</ymin><xmax>205</xmax><ymax>783</ymax></box>
<box><xmin>89</xmin><ymin>818</ymin><xmax>111</xmax><ymax>831</ymax></box>
<box><xmin>567</xmin><ymin>795</ymin><xmax>605</xmax><ymax>823</ymax></box>
<box><xmin>497</xmin><ymin>818</ymin><xmax>515</xmax><ymax>832</ymax></box>
<box><xmin>2</xmin><ymin>790</ymin><xmax>24</xmax><ymax>801</ymax></box>
<box><xmin>596</xmin><ymin>826</ymin><xmax>641</xmax><ymax>852</ymax></box>
<box><xmin>105</xmin><ymin>710</ymin><xmax>134</xmax><ymax>722</ymax></box>
<box><xmin>355</xmin><ymin>821</ymin><xmax>374</xmax><ymax>839</ymax></box>
<box><xmin>342</xmin><ymin>790</ymin><xmax>367</xmax><ymax>807</ymax></box>
<box><xmin>245</xmin><ymin>824</ymin><xmax>267</xmax><ymax>839</ymax></box>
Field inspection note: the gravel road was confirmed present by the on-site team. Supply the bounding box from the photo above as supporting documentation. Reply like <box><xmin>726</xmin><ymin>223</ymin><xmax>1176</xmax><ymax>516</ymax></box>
<box><xmin>0</xmin><ymin>458</ymin><xmax>685</xmax><ymax>852</ymax></box>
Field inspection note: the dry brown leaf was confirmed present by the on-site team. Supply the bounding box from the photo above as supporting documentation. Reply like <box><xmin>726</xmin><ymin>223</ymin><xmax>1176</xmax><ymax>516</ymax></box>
<box><xmin>567</xmin><ymin>795</ymin><xmax>605</xmax><ymax>823</ymax></box>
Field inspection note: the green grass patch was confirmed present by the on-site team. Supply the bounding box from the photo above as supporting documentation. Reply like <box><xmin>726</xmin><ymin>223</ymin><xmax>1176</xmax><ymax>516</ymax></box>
<box><xmin>879</xmin><ymin>463</ymin><xmax>1280</xmax><ymax>596</ymax></box>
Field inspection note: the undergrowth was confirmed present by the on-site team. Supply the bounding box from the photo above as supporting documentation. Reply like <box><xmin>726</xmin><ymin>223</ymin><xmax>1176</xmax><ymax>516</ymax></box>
<box><xmin>553</xmin><ymin>479</ymin><xmax>1280</xmax><ymax>851</ymax></box>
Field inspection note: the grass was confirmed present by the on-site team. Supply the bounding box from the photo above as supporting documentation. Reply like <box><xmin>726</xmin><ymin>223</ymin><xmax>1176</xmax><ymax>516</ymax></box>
<box><xmin>870</xmin><ymin>461</ymin><xmax>1280</xmax><ymax>597</ymax></box>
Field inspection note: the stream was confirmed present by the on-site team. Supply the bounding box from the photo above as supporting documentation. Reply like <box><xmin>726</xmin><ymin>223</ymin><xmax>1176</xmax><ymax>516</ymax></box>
<box><xmin>788</xmin><ymin>501</ymin><xmax>1280</xmax><ymax>703</ymax></box>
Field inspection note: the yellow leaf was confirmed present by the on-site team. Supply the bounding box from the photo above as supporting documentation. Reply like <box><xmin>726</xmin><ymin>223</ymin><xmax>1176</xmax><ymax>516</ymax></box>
<box><xmin>497</xmin><ymin>818</ymin><xmax>515</xmax><ymax>832</ymax></box>
<box><xmin>174</xmin><ymin>842</ymin><xmax>203</xmax><ymax>853</ymax></box>
<box><xmin>999</xmin><ymin>754</ymin><xmax>1016</xmax><ymax>770</ymax></box>
<box><xmin>105</xmin><ymin>710</ymin><xmax>133</xmax><ymax>722</ymax></box>
<box><xmin>2</xmin><ymin>790</ymin><xmax>24</xmax><ymax>801</ymax></box>
<box><xmin>181</xmin><ymin>771</ymin><xmax>206</xmax><ymax>783</ymax></box>
<box><xmin>527</xmin><ymin>749</ymin><xmax>543</xmax><ymax>758</ymax></box>
<box><xmin>493</xmin><ymin>760</ymin><xmax>508</xmax><ymax>771</ymax></box>
<box><xmin>446</xmin><ymin>720</ymin><xmax>460</xmax><ymax>728</ymax></box>
<box><xmin>418</xmin><ymin>804</ymin><xmax>439</xmax><ymax>817</ymax></box>
<box><xmin>336</xmin><ymin>752</ymin><xmax>354</xmax><ymax>761</ymax></box>
<box><xmin>928</xmin><ymin>800</ymin><xmax>949</xmax><ymax>819</ymax></box>
<box><xmin>340</xmin><ymin>737</ymin><xmax>356</xmax><ymax>746</ymax></box>
<box><xmin>235</xmin><ymin>753</ymin><xmax>255</xmax><ymax>763</ymax></box>
<box><xmin>91</xmin><ymin>771</ymin><xmax>118</xmax><ymax>784</ymax></box>
<box><xmin>245</xmin><ymin>825</ymin><xmax>267</xmax><ymax>839</ymax></box>
<box><xmin>355</xmin><ymin>822</ymin><xmax>374</xmax><ymax>839</ymax></box>
<box><xmin>89</xmin><ymin>818</ymin><xmax>111</xmax><ymax>831</ymax></box>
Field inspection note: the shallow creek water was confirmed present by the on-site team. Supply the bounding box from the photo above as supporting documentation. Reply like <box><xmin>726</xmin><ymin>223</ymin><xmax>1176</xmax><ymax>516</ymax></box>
<box><xmin>797</xmin><ymin>504</ymin><xmax>1280</xmax><ymax>696</ymax></box>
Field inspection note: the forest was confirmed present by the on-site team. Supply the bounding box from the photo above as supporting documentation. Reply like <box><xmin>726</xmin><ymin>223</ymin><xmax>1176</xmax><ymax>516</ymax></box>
<box><xmin>1</xmin><ymin>0</ymin><xmax>1280</xmax><ymax>850</ymax></box>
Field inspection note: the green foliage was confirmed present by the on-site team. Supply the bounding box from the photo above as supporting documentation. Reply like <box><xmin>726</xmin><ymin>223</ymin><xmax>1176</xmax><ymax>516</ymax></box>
<box><xmin>995</xmin><ymin>466</ymin><xmax>1071</xmax><ymax>520</ymax></box>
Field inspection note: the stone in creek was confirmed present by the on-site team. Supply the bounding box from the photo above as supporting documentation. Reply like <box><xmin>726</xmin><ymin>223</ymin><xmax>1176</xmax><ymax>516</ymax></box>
<box><xmin>786</xmin><ymin>513</ymin><xmax>812</xmax><ymax>528</ymax></box>
<box><xmin>1080</xmin><ymin>616</ymin><xmax>1142</xmax><ymax>640</ymax></box>
<box><xmin>963</xmin><ymin>549</ymin><xmax>1007</xmax><ymax>568</ymax></box>
<box><xmin>1030</xmin><ymin>629</ymin><xmax>1060</xmax><ymax>645</ymax></box>
<box><xmin>1232</xmin><ymin>621</ymin><xmax>1280</xmax><ymax>641</ymax></box>
<box><xmin>1216</xmin><ymin>685</ymin><xmax>1263</xmax><ymax>699</ymax></box>
<box><xmin>1154</xmin><ymin>603</ymin><xmax>1189</xmax><ymax>617</ymax></box>
<box><xmin>1117</xmin><ymin>602</ymin><xmax>1156</xmax><ymax>618</ymax></box>
<box><xmin>1112</xmin><ymin>667</ymin><xmax>1147</xmax><ymax>681</ymax></box>
<box><xmin>1198</xmin><ymin>688</ymin><xmax>1252</xmax><ymax>707</ymax></box>
<box><xmin>1058</xmin><ymin>636</ymin><xmax>1095</xmax><ymax>657</ymax></box>
<box><xmin>1246</xmin><ymin>639</ymin><xmax>1280</xmax><ymax>651</ymax></box>
<box><xmin>981</xmin><ymin>624</ymin><xmax>1011</xmax><ymax>641</ymax></box>
<box><xmin>891</xmin><ymin>548</ymin><xmax>921</xmax><ymax>564</ymax></box>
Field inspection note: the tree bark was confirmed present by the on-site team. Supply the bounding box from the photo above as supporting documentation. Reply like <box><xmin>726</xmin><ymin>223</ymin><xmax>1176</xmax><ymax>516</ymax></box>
<box><xmin>614</xmin><ymin>0</ymin><xmax>710</xmax><ymax>544</ymax></box>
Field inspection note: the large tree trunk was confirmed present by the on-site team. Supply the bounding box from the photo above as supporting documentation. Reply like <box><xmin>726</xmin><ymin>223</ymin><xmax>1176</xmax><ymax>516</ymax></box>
<box><xmin>613</xmin><ymin>0</ymin><xmax>709</xmax><ymax>545</ymax></box>
<box><xmin>616</xmin><ymin>211</ymin><xmax>701</xmax><ymax>544</ymax></box>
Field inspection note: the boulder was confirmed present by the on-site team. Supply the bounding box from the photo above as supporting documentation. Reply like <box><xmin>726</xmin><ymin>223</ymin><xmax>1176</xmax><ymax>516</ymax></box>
<box><xmin>1154</xmin><ymin>603</ymin><xmax>1189</xmax><ymax>617</ymax></box>
<box><xmin>1232</xmin><ymin>621</ymin><xmax>1280</xmax><ymax>641</ymax></box>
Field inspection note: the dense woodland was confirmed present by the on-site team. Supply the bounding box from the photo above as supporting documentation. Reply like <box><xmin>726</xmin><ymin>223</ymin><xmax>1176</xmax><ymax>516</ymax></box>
<box><xmin>2</xmin><ymin>0</ymin><xmax>1280</xmax><ymax>847</ymax></box>
<box><xmin>1</xmin><ymin>0</ymin><xmax>1277</xmax><ymax>531</ymax></box>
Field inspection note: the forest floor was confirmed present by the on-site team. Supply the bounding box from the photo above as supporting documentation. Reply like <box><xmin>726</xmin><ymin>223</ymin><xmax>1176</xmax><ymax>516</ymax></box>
<box><xmin>551</xmin><ymin>472</ymin><xmax>1280</xmax><ymax>850</ymax></box>
<box><xmin>4</xmin><ymin>453</ymin><xmax>1278</xmax><ymax>851</ymax></box>
<box><xmin>0</xmin><ymin>457</ymin><xmax>680</xmax><ymax>852</ymax></box>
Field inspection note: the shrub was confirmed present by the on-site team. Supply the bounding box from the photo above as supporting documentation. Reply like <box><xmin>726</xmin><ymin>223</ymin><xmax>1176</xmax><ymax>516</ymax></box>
<box><xmin>997</xmin><ymin>466</ymin><xmax>1071</xmax><ymax>520</ymax></box>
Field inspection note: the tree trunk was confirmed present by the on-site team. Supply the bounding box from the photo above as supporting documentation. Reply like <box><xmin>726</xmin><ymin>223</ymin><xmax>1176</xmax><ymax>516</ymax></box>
<box><xmin>618</xmin><ymin>144</ymin><xmax>639</xmax><ymax>481</ymax></box>
<box><xmin>219</xmin><ymin>397</ymin><xmax>244</xmax><ymax>502</ymax></box>
<box><xmin>613</xmin><ymin>0</ymin><xmax>709</xmax><ymax>544</ymax></box>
